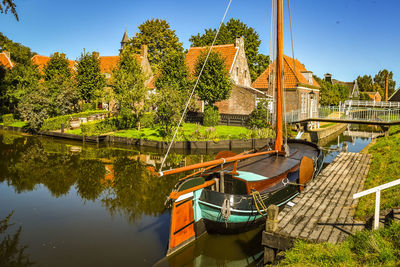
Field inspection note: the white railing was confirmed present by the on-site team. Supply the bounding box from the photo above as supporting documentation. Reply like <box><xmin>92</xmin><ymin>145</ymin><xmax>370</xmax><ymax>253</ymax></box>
<box><xmin>353</xmin><ymin>179</ymin><xmax>400</xmax><ymax>229</ymax></box>
<box><xmin>344</xmin><ymin>100</ymin><xmax>400</xmax><ymax>108</ymax></box>
<box><xmin>284</xmin><ymin>106</ymin><xmax>400</xmax><ymax>123</ymax></box>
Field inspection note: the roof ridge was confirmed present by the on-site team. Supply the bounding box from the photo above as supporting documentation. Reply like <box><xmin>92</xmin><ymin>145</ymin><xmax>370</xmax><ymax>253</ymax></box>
<box><xmin>189</xmin><ymin>43</ymin><xmax>235</xmax><ymax>50</ymax></box>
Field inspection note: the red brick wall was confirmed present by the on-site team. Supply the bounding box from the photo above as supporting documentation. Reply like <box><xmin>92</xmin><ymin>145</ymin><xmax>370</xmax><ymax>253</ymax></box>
<box><xmin>215</xmin><ymin>85</ymin><xmax>255</xmax><ymax>115</ymax></box>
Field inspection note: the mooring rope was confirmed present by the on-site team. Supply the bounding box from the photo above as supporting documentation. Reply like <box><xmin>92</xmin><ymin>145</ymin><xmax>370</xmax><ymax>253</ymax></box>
<box><xmin>251</xmin><ymin>190</ymin><xmax>268</xmax><ymax>216</ymax></box>
<box><xmin>159</xmin><ymin>0</ymin><xmax>233</xmax><ymax>172</ymax></box>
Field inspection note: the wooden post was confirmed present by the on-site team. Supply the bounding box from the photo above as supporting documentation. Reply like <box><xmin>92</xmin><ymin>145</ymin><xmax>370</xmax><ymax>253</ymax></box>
<box><xmin>264</xmin><ymin>204</ymin><xmax>279</xmax><ymax>264</ymax></box>
<box><xmin>61</xmin><ymin>123</ymin><xmax>64</xmax><ymax>133</ymax></box>
<box><xmin>266</xmin><ymin>205</ymin><xmax>279</xmax><ymax>232</ymax></box>
<box><xmin>220</xmin><ymin>171</ymin><xmax>225</xmax><ymax>193</ymax></box>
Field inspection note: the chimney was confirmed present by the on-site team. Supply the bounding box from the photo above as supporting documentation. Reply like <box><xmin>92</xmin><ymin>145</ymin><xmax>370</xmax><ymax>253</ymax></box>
<box><xmin>60</xmin><ymin>53</ymin><xmax>66</xmax><ymax>59</ymax></box>
<box><xmin>324</xmin><ymin>73</ymin><xmax>332</xmax><ymax>83</ymax></box>
<box><xmin>235</xmin><ymin>36</ymin><xmax>244</xmax><ymax>49</ymax></box>
<box><xmin>92</xmin><ymin>51</ymin><xmax>99</xmax><ymax>58</ymax></box>
<box><xmin>141</xmin><ymin>44</ymin><xmax>148</xmax><ymax>58</ymax></box>
<box><xmin>3</xmin><ymin>50</ymin><xmax>10</xmax><ymax>59</ymax></box>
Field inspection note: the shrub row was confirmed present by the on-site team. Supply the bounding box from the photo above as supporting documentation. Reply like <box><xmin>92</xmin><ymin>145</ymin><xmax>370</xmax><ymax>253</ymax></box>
<box><xmin>41</xmin><ymin>110</ymin><xmax>108</xmax><ymax>131</ymax></box>
<box><xmin>81</xmin><ymin>119</ymin><xmax>118</xmax><ymax>136</ymax></box>
<box><xmin>2</xmin><ymin>114</ymin><xmax>14</xmax><ymax>126</ymax></box>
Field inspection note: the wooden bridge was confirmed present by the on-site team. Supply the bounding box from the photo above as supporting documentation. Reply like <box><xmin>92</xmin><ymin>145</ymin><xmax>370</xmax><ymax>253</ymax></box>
<box><xmin>262</xmin><ymin>152</ymin><xmax>371</xmax><ymax>263</ymax></box>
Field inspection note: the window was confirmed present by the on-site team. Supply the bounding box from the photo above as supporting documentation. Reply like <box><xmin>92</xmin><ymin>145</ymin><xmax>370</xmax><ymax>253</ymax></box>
<box><xmin>301</xmin><ymin>93</ymin><xmax>308</xmax><ymax>114</ymax></box>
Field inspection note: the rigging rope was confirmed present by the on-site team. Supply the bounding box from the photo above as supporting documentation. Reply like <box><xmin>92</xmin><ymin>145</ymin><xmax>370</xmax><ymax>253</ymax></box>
<box><xmin>159</xmin><ymin>0</ymin><xmax>233</xmax><ymax>172</ymax></box>
<box><xmin>251</xmin><ymin>190</ymin><xmax>268</xmax><ymax>216</ymax></box>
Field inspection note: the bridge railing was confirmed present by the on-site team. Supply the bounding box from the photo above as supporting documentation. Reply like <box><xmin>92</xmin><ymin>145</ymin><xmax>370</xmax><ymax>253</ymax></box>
<box><xmin>285</xmin><ymin>106</ymin><xmax>400</xmax><ymax>123</ymax></box>
<box><xmin>344</xmin><ymin>100</ymin><xmax>400</xmax><ymax>108</ymax></box>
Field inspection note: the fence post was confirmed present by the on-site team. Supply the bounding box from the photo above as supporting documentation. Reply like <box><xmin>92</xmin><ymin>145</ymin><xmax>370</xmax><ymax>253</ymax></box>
<box><xmin>374</xmin><ymin>190</ymin><xmax>381</xmax><ymax>230</ymax></box>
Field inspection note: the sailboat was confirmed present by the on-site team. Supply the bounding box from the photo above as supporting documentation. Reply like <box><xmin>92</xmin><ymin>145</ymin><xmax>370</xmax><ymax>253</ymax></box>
<box><xmin>158</xmin><ymin>0</ymin><xmax>324</xmax><ymax>256</ymax></box>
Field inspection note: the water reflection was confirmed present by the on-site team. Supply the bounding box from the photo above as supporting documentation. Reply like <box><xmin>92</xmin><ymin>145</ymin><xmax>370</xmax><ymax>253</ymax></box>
<box><xmin>0</xmin><ymin>212</ymin><xmax>34</xmax><ymax>266</ymax></box>
<box><xmin>0</xmin><ymin>131</ymin><xmax>215</xmax><ymax>223</ymax></box>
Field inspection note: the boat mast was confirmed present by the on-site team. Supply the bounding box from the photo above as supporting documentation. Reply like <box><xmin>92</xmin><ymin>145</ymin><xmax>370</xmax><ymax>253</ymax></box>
<box><xmin>274</xmin><ymin>0</ymin><xmax>284</xmax><ymax>151</ymax></box>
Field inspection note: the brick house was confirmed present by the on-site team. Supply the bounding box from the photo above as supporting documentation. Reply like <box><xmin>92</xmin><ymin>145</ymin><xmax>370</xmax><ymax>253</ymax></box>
<box><xmin>185</xmin><ymin>37</ymin><xmax>268</xmax><ymax>115</ymax></box>
<box><xmin>252</xmin><ymin>56</ymin><xmax>320</xmax><ymax>116</ymax></box>
<box><xmin>364</xmin><ymin>91</ymin><xmax>382</xmax><ymax>102</ymax></box>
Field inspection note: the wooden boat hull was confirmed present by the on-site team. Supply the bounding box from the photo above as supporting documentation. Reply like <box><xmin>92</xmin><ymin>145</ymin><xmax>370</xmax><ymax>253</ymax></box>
<box><xmin>167</xmin><ymin>139</ymin><xmax>324</xmax><ymax>256</ymax></box>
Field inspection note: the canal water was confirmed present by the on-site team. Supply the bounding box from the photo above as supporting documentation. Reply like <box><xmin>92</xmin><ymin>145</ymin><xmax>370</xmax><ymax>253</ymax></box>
<box><xmin>0</xmin><ymin>126</ymin><xmax>377</xmax><ymax>266</ymax></box>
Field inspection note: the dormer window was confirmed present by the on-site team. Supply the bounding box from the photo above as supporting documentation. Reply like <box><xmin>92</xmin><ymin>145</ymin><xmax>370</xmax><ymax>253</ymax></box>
<box><xmin>301</xmin><ymin>71</ymin><xmax>313</xmax><ymax>85</ymax></box>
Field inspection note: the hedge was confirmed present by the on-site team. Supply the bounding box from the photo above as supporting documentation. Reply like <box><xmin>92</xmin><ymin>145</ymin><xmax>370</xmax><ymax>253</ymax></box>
<box><xmin>80</xmin><ymin>118</ymin><xmax>117</xmax><ymax>136</ymax></box>
<box><xmin>2</xmin><ymin>114</ymin><xmax>14</xmax><ymax>126</ymax></box>
<box><xmin>41</xmin><ymin>110</ymin><xmax>108</xmax><ymax>131</ymax></box>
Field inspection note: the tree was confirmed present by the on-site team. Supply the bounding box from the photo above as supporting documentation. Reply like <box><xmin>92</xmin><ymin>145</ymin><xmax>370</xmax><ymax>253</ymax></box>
<box><xmin>45</xmin><ymin>75</ymin><xmax>79</xmax><ymax>116</ymax></box>
<box><xmin>155</xmin><ymin>85</ymin><xmax>185</xmax><ymax>136</ymax></box>
<box><xmin>155</xmin><ymin>51</ymin><xmax>191</xmax><ymax>92</ymax></box>
<box><xmin>374</xmin><ymin>69</ymin><xmax>396</xmax><ymax>98</ymax></box>
<box><xmin>190</xmin><ymin>18</ymin><xmax>269</xmax><ymax>81</ymax></box>
<box><xmin>76</xmin><ymin>52</ymin><xmax>106</xmax><ymax>102</ymax></box>
<box><xmin>0</xmin><ymin>0</ymin><xmax>18</xmax><ymax>21</ymax></box>
<box><xmin>3</xmin><ymin>61</ymin><xmax>41</xmax><ymax>113</ymax></box>
<box><xmin>0</xmin><ymin>32</ymin><xmax>34</xmax><ymax>64</ymax></box>
<box><xmin>128</xmin><ymin>19</ymin><xmax>183</xmax><ymax>68</ymax></box>
<box><xmin>315</xmin><ymin>76</ymin><xmax>348</xmax><ymax>106</ymax></box>
<box><xmin>357</xmin><ymin>75</ymin><xmax>374</xmax><ymax>92</ymax></box>
<box><xmin>17</xmin><ymin>84</ymin><xmax>51</xmax><ymax>130</ymax></box>
<box><xmin>194</xmin><ymin>50</ymin><xmax>232</xmax><ymax>107</ymax></box>
<box><xmin>43</xmin><ymin>53</ymin><xmax>71</xmax><ymax>81</ymax></box>
<box><xmin>112</xmin><ymin>48</ymin><xmax>149</xmax><ymax>130</ymax></box>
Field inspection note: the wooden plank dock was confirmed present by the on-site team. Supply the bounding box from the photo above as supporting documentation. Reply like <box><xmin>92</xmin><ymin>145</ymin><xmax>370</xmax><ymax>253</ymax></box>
<box><xmin>262</xmin><ymin>152</ymin><xmax>372</xmax><ymax>262</ymax></box>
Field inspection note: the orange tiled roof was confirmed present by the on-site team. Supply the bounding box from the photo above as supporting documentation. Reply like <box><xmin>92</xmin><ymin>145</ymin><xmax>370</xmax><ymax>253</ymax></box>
<box><xmin>185</xmin><ymin>44</ymin><xmax>238</xmax><ymax>76</ymax></box>
<box><xmin>99</xmin><ymin>54</ymin><xmax>142</xmax><ymax>74</ymax></box>
<box><xmin>0</xmin><ymin>52</ymin><xmax>14</xmax><ymax>69</ymax></box>
<box><xmin>252</xmin><ymin>55</ymin><xmax>320</xmax><ymax>90</ymax></box>
<box><xmin>32</xmin><ymin>55</ymin><xmax>75</xmax><ymax>71</ymax></box>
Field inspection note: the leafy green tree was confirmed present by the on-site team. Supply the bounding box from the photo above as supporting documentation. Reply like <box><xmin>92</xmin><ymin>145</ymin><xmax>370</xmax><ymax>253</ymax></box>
<box><xmin>194</xmin><ymin>50</ymin><xmax>232</xmax><ymax>107</ymax></box>
<box><xmin>315</xmin><ymin>76</ymin><xmax>348</xmax><ymax>106</ymax></box>
<box><xmin>17</xmin><ymin>84</ymin><xmax>51</xmax><ymax>130</ymax></box>
<box><xmin>128</xmin><ymin>19</ymin><xmax>183</xmax><ymax>68</ymax></box>
<box><xmin>249</xmin><ymin>99</ymin><xmax>272</xmax><ymax>129</ymax></box>
<box><xmin>155</xmin><ymin>51</ymin><xmax>191</xmax><ymax>92</ymax></box>
<box><xmin>112</xmin><ymin>48</ymin><xmax>149</xmax><ymax>130</ymax></box>
<box><xmin>357</xmin><ymin>75</ymin><xmax>374</xmax><ymax>92</ymax></box>
<box><xmin>0</xmin><ymin>0</ymin><xmax>18</xmax><ymax>21</ymax></box>
<box><xmin>43</xmin><ymin>53</ymin><xmax>71</xmax><ymax>81</ymax></box>
<box><xmin>76</xmin><ymin>52</ymin><xmax>106</xmax><ymax>102</ymax></box>
<box><xmin>3</xmin><ymin>62</ymin><xmax>41</xmax><ymax>113</ymax></box>
<box><xmin>0</xmin><ymin>33</ymin><xmax>34</xmax><ymax>64</ymax></box>
<box><xmin>374</xmin><ymin>69</ymin><xmax>396</xmax><ymax>98</ymax></box>
<box><xmin>190</xmin><ymin>18</ymin><xmax>269</xmax><ymax>81</ymax></box>
<box><xmin>155</xmin><ymin>85</ymin><xmax>185</xmax><ymax>135</ymax></box>
<box><xmin>45</xmin><ymin>75</ymin><xmax>79</xmax><ymax>116</ymax></box>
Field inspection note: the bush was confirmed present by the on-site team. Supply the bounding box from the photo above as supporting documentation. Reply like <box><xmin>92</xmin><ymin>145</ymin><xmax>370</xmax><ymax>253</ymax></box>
<box><xmin>203</xmin><ymin>105</ymin><xmax>219</xmax><ymax>127</ymax></box>
<box><xmin>249</xmin><ymin>100</ymin><xmax>271</xmax><ymax>129</ymax></box>
<box><xmin>140</xmin><ymin>112</ymin><xmax>155</xmax><ymax>128</ymax></box>
<box><xmin>80</xmin><ymin>119</ymin><xmax>117</xmax><ymax>136</ymax></box>
<box><xmin>41</xmin><ymin>110</ymin><xmax>108</xmax><ymax>131</ymax></box>
<box><xmin>2</xmin><ymin>114</ymin><xmax>14</xmax><ymax>126</ymax></box>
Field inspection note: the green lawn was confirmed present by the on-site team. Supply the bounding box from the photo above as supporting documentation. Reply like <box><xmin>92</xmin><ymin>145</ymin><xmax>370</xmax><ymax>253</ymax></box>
<box><xmin>113</xmin><ymin>123</ymin><xmax>257</xmax><ymax>141</ymax></box>
<box><xmin>278</xmin><ymin>221</ymin><xmax>400</xmax><ymax>266</ymax></box>
<box><xmin>0</xmin><ymin>121</ymin><xmax>28</xmax><ymax>128</ymax></box>
<box><xmin>65</xmin><ymin>128</ymin><xmax>82</xmax><ymax>135</ymax></box>
<box><xmin>355</xmin><ymin>125</ymin><xmax>400</xmax><ymax>219</ymax></box>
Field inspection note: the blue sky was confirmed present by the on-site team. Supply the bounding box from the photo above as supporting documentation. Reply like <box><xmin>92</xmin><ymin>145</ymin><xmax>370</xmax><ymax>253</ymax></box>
<box><xmin>1</xmin><ymin>0</ymin><xmax>400</xmax><ymax>85</ymax></box>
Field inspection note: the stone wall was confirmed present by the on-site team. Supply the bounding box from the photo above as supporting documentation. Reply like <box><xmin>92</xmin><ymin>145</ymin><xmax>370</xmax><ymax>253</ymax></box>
<box><xmin>215</xmin><ymin>85</ymin><xmax>255</xmax><ymax>115</ymax></box>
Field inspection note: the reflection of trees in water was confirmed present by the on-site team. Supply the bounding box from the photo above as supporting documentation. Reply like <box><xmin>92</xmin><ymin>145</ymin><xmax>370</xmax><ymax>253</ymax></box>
<box><xmin>77</xmin><ymin>159</ymin><xmax>106</xmax><ymax>201</ymax></box>
<box><xmin>1</xmin><ymin>133</ymin><xmax>216</xmax><ymax>223</ymax></box>
<box><xmin>0</xmin><ymin>212</ymin><xmax>34</xmax><ymax>266</ymax></box>
<box><xmin>102</xmin><ymin>157</ymin><xmax>178</xmax><ymax>222</ymax></box>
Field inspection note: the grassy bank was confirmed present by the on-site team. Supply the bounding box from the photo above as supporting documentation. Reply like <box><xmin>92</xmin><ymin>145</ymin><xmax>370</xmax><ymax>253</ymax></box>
<box><xmin>355</xmin><ymin>125</ymin><xmax>400</xmax><ymax>219</ymax></box>
<box><xmin>278</xmin><ymin>221</ymin><xmax>400</xmax><ymax>266</ymax></box>
<box><xmin>0</xmin><ymin>121</ymin><xmax>28</xmax><ymax>128</ymax></box>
